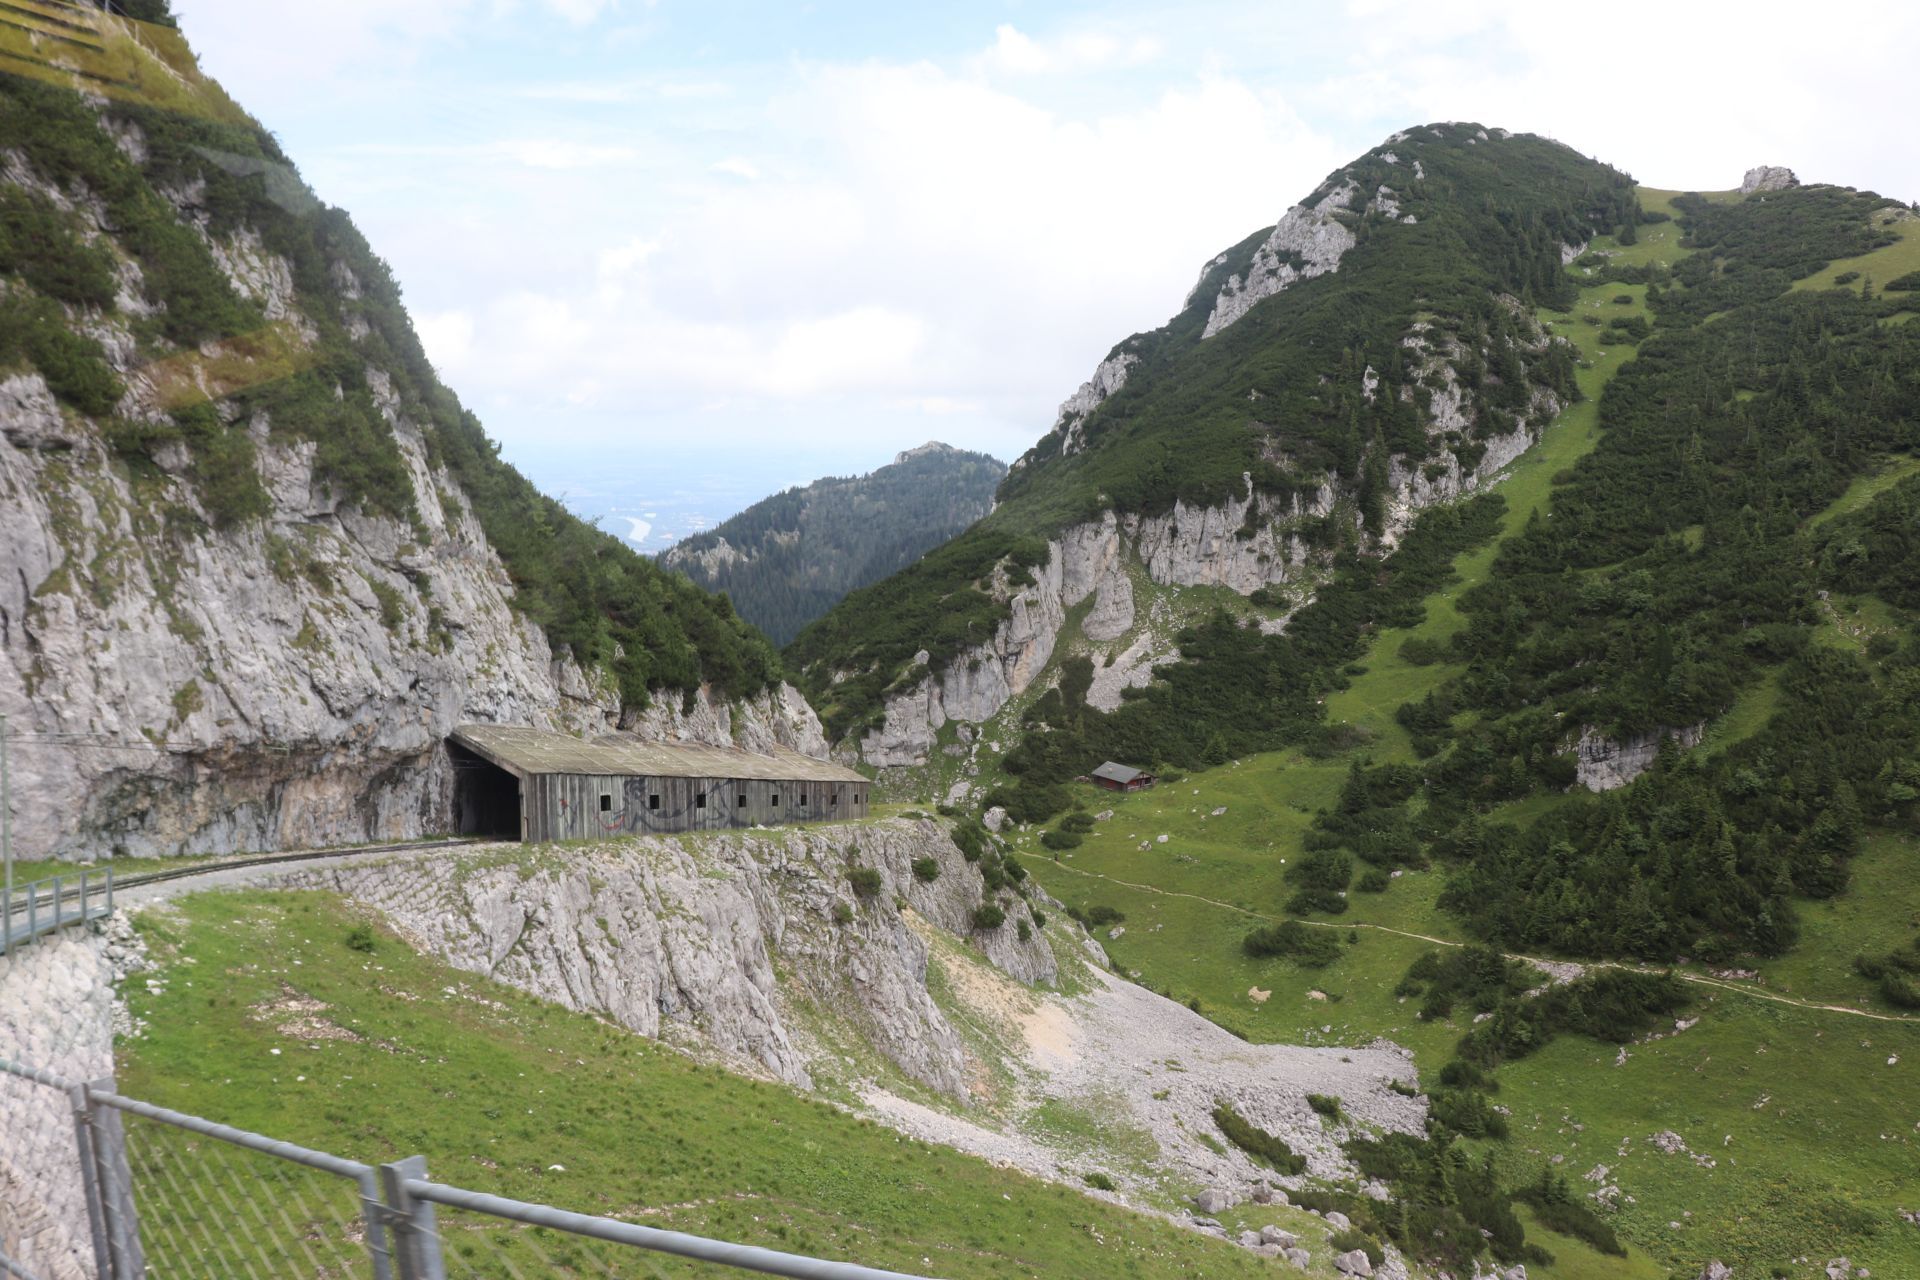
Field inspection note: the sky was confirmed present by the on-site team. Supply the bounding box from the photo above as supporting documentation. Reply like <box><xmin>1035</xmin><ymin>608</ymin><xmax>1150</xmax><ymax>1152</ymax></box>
<box><xmin>169</xmin><ymin>0</ymin><xmax>1919</xmax><ymax>547</ymax></box>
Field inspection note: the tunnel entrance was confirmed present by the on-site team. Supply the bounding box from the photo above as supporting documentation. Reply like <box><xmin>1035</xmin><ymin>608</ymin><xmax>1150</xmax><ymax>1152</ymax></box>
<box><xmin>449</xmin><ymin>740</ymin><xmax>521</xmax><ymax>839</ymax></box>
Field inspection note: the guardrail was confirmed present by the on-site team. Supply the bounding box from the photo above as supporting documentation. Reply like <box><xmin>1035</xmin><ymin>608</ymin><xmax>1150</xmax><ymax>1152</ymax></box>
<box><xmin>0</xmin><ymin>868</ymin><xmax>111</xmax><ymax>956</ymax></box>
<box><xmin>0</xmin><ymin>1055</ymin><xmax>940</xmax><ymax>1280</ymax></box>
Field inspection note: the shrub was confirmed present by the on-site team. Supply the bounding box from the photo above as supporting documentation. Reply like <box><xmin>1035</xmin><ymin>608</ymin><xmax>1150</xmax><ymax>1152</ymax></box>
<box><xmin>1833</xmin><ymin>271</ymin><xmax>1861</xmax><ymax>286</ymax></box>
<box><xmin>1211</xmin><ymin>1102</ymin><xmax>1305</xmax><ymax>1174</ymax></box>
<box><xmin>970</xmin><ymin>903</ymin><xmax>1006</xmax><ymax>930</ymax></box>
<box><xmin>910</xmin><ymin>857</ymin><xmax>940</xmax><ymax>883</ymax></box>
<box><xmin>1398</xmin><ymin>636</ymin><xmax>1446</xmax><ymax>666</ymax></box>
<box><xmin>1356</xmin><ymin>867</ymin><xmax>1391</xmax><ymax>893</ymax></box>
<box><xmin>1068</xmin><ymin>904</ymin><xmax>1124</xmax><ymax>928</ymax></box>
<box><xmin>1017</xmin><ymin>919</ymin><xmax>1032</xmax><ymax>942</ymax></box>
<box><xmin>1058</xmin><ymin>812</ymin><xmax>1096</xmax><ymax>833</ymax></box>
<box><xmin>847</xmin><ymin>866</ymin><xmax>883</xmax><ymax>899</ymax></box>
<box><xmin>344</xmin><ymin>925</ymin><xmax>376</xmax><ymax>953</ymax></box>
<box><xmin>1040</xmin><ymin>828</ymin><xmax>1082</xmax><ymax>851</ymax></box>
<box><xmin>0</xmin><ymin>188</ymin><xmax>119</xmax><ymax>308</ymax></box>
<box><xmin>1243</xmin><ymin>920</ymin><xmax>1343</xmax><ymax>967</ymax></box>
<box><xmin>830</xmin><ymin>902</ymin><xmax>854</xmax><ymax>925</ymax></box>
<box><xmin>1030</xmin><ymin>910</ymin><xmax>1046</xmax><ymax>929</ymax></box>
<box><xmin>951</xmin><ymin>819</ymin><xmax>990</xmax><ymax>862</ymax></box>
<box><xmin>1883</xmin><ymin>270</ymin><xmax>1920</xmax><ymax>291</ymax></box>
<box><xmin>1306</xmin><ymin>1093</ymin><xmax>1343</xmax><ymax>1120</ymax></box>
<box><xmin>1082</xmin><ymin>1172</ymin><xmax>1116</xmax><ymax>1192</ymax></box>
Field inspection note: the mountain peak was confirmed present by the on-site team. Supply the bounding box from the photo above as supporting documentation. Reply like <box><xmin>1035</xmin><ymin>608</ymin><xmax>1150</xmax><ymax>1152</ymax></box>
<box><xmin>893</xmin><ymin>440</ymin><xmax>959</xmax><ymax>465</ymax></box>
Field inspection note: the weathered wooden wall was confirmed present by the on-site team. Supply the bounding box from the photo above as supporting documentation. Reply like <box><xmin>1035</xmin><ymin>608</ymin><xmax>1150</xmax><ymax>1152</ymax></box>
<box><xmin>522</xmin><ymin>774</ymin><xmax>869</xmax><ymax>843</ymax></box>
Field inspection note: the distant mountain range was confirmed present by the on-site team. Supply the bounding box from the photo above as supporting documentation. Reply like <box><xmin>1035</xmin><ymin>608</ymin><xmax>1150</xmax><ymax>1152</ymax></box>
<box><xmin>659</xmin><ymin>443</ymin><xmax>1005</xmax><ymax>646</ymax></box>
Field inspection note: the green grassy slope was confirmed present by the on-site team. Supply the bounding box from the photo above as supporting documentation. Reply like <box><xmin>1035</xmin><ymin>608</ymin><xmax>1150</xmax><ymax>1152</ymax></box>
<box><xmin>119</xmin><ymin>890</ymin><xmax>1282</xmax><ymax>1280</ymax></box>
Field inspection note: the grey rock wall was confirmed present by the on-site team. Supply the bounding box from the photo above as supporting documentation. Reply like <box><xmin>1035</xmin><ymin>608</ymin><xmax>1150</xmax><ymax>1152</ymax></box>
<box><xmin>285</xmin><ymin>817</ymin><xmax>1054</xmax><ymax>1099</ymax></box>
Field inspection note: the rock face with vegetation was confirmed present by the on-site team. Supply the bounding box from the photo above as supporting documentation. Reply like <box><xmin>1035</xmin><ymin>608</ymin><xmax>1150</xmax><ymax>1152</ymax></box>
<box><xmin>286</xmin><ymin>817</ymin><xmax>1054</xmax><ymax>1099</ymax></box>
<box><xmin>661</xmin><ymin>442</ymin><xmax>1004</xmax><ymax>647</ymax></box>
<box><xmin>0</xmin><ymin>18</ymin><xmax>804</xmax><ymax>861</ymax></box>
<box><xmin>792</xmin><ymin>124</ymin><xmax>1625</xmax><ymax>775</ymax></box>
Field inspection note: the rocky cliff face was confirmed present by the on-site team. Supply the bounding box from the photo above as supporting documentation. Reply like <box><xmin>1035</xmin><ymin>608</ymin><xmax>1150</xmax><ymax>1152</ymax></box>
<box><xmin>1574</xmin><ymin>722</ymin><xmax>1707</xmax><ymax>791</ymax></box>
<box><xmin>1740</xmin><ymin>165</ymin><xmax>1798</xmax><ymax>195</ymax></box>
<box><xmin>285</xmin><ymin>817</ymin><xmax>1054</xmax><ymax>1099</ymax></box>
<box><xmin>0</xmin><ymin>110</ymin><xmax>821</xmax><ymax>862</ymax></box>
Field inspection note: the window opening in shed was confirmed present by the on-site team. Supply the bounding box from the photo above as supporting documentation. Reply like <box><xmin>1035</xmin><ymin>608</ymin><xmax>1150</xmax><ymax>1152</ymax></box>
<box><xmin>649</xmin><ymin>794</ymin><xmax>660</xmax><ymax>811</ymax></box>
<box><xmin>800</xmin><ymin>794</ymin><xmax>808</xmax><ymax>806</ymax></box>
<box><xmin>599</xmin><ymin>794</ymin><xmax>612</xmax><ymax>812</ymax></box>
<box><xmin>830</xmin><ymin>792</ymin><xmax>838</xmax><ymax>806</ymax></box>
<box><xmin>772</xmin><ymin>793</ymin><xmax>780</xmax><ymax>806</ymax></box>
<box><xmin>738</xmin><ymin>793</ymin><xmax>748</xmax><ymax>807</ymax></box>
<box><xmin>696</xmin><ymin>793</ymin><xmax>707</xmax><ymax>809</ymax></box>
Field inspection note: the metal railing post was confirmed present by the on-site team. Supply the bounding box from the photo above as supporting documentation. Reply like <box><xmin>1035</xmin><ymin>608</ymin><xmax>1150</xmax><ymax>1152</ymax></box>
<box><xmin>380</xmin><ymin>1157</ymin><xmax>445</xmax><ymax>1280</ymax></box>
<box><xmin>357</xmin><ymin>1168</ymin><xmax>395</xmax><ymax>1280</ymax></box>
<box><xmin>50</xmin><ymin>876</ymin><xmax>61</xmax><ymax>933</ymax></box>
<box><xmin>66</xmin><ymin>1083</ymin><xmax>113</xmax><ymax>1280</ymax></box>
<box><xmin>86</xmin><ymin>1080</ymin><xmax>144</xmax><ymax>1280</ymax></box>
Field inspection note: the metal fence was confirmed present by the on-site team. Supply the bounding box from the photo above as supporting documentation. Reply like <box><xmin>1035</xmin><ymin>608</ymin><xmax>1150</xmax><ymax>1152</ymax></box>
<box><xmin>1</xmin><ymin>871</ymin><xmax>115</xmax><ymax>957</ymax></box>
<box><xmin>0</xmin><ymin>1057</ymin><xmax>935</xmax><ymax>1280</ymax></box>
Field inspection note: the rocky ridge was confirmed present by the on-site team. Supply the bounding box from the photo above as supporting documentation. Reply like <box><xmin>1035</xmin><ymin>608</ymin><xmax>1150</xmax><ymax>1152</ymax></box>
<box><xmin>855</xmin><ymin>305</ymin><xmax>1567</xmax><ymax>770</ymax></box>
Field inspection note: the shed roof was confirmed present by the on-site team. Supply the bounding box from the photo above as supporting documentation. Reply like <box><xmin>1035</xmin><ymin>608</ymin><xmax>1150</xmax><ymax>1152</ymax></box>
<box><xmin>451</xmin><ymin>724</ymin><xmax>867</xmax><ymax>784</ymax></box>
<box><xmin>1091</xmin><ymin>761</ymin><xmax>1148</xmax><ymax>784</ymax></box>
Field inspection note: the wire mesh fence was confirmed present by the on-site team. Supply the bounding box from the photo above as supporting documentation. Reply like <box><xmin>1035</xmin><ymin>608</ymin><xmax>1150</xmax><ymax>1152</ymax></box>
<box><xmin>0</xmin><ymin>1057</ymin><xmax>936</xmax><ymax>1280</ymax></box>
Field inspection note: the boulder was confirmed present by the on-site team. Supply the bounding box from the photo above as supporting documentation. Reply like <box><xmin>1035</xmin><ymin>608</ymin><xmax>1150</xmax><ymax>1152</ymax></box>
<box><xmin>1740</xmin><ymin>165</ymin><xmax>1798</xmax><ymax>194</ymax></box>
<box><xmin>1260</xmin><ymin>1225</ymin><xmax>1298</xmax><ymax>1248</ymax></box>
<box><xmin>1698</xmin><ymin>1263</ymin><xmax>1732</xmax><ymax>1280</ymax></box>
<box><xmin>1332</xmin><ymin>1248</ymin><xmax>1373</xmax><ymax>1277</ymax></box>
<box><xmin>1284</xmin><ymin>1248</ymin><xmax>1311</xmax><ymax>1270</ymax></box>
<box><xmin>1192</xmin><ymin>1188</ymin><xmax>1237</xmax><ymax>1215</ymax></box>
<box><xmin>982</xmin><ymin>806</ymin><xmax>1009</xmax><ymax>833</ymax></box>
<box><xmin>1237</xmin><ymin>1230</ymin><xmax>1262</xmax><ymax>1248</ymax></box>
<box><xmin>1325</xmin><ymin>1210</ymin><xmax>1352</xmax><ymax>1230</ymax></box>
<box><xmin>1825</xmin><ymin>1261</ymin><xmax>1850</xmax><ymax>1280</ymax></box>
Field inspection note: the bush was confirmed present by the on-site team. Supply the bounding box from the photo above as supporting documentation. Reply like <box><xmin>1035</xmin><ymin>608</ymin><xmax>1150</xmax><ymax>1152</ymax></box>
<box><xmin>1040</xmin><ymin>828</ymin><xmax>1082</xmax><ymax>851</ymax></box>
<box><xmin>910</xmin><ymin>857</ymin><xmax>940</xmax><ymax>883</ymax></box>
<box><xmin>1082</xmin><ymin>1172</ymin><xmax>1116</xmax><ymax>1191</ymax></box>
<box><xmin>1883</xmin><ymin>270</ymin><xmax>1920</xmax><ymax>291</ymax></box>
<box><xmin>1398</xmin><ymin>636</ymin><xmax>1447</xmax><ymax>666</ymax></box>
<box><xmin>1833</xmin><ymin>271</ymin><xmax>1861</xmax><ymax>286</ymax></box>
<box><xmin>970</xmin><ymin>903</ymin><xmax>1006</xmax><ymax>930</ymax></box>
<box><xmin>1068</xmin><ymin>904</ymin><xmax>1124</xmax><ymax>928</ymax></box>
<box><xmin>0</xmin><ymin>189</ymin><xmax>119</xmax><ymax>309</ymax></box>
<box><xmin>847</xmin><ymin>866</ymin><xmax>883</xmax><ymax>899</ymax></box>
<box><xmin>1356</xmin><ymin>867</ymin><xmax>1391</xmax><ymax>893</ymax></box>
<box><xmin>1017</xmin><ymin>919</ymin><xmax>1032</xmax><ymax>942</ymax></box>
<box><xmin>1211</xmin><ymin>1102</ymin><xmax>1305</xmax><ymax>1174</ymax></box>
<box><xmin>344</xmin><ymin>925</ymin><xmax>376</xmax><ymax>953</ymax></box>
<box><xmin>1059</xmin><ymin>812</ymin><xmax>1097</xmax><ymax>833</ymax></box>
<box><xmin>951</xmin><ymin>819</ymin><xmax>990</xmax><ymax>862</ymax></box>
<box><xmin>831</xmin><ymin>902</ymin><xmax>854</xmax><ymax>925</ymax></box>
<box><xmin>1242</xmin><ymin>920</ymin><xmax>1344</xmax><ymax>967</ymax></box>
<box><xmin>1306</xmin><ymin>1093</ymin><xmax>1343</xmax><ymax>1120</ymax></box>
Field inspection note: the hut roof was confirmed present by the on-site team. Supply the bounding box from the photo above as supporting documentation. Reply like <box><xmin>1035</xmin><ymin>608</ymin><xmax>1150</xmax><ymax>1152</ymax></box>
<box><xmin>1091</xmin><ymin>761</ymin><xmax>1148</xmax><ymax>784</ymax></box>
<box><xmin>451</xmin><ymin>724</ymin><xmax>867</xmax><ymax>784</ymax></box>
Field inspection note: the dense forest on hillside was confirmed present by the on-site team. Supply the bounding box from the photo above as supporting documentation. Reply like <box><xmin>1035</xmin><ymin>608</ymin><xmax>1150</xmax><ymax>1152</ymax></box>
<box><xmin>0</xmin><ymin>60</ymin><xmax>778</xmax><ymax>706</ymax></box>
<box><xmin>662</xmin><ymin>444</ymin><xmax>1003</xmax><ymax>646</ymax></box>
<box><xmin>791</xmin><ymin>125</ymin><xmax>1636</xmax><ymax>741</ymax></box>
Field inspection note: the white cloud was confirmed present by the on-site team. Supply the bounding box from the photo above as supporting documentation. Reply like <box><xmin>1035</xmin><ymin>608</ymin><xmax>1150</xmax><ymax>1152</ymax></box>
<box><xmin>711</xmin><ymin>158</ymin><xmax>760</xmax><ymax>181</ymax></box>
<box><xmin>414</xmin><ymin>309</ymin><xmax>475</xmax><ymax>374</ymax></box>
<box><xmin>764</xmin><ymin>307</ymin><xmax>928</xmax><ymax>397</ymax></box>
<box><xmin>980</xmin><ymin>24</ymin><xmax>1162</xmax><ymax>75</ymax></box>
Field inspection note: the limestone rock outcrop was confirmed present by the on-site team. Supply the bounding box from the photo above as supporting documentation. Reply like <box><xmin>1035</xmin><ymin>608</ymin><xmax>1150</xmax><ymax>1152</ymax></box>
<box><xmin>0</xmin><ymin>148</ymin><xmax>826</xmax><ymax>862</ymax></box>
<box><xmin>287</xmin><ymin>817</ymin><xmax>1054</xmax><ymax>1099</ymax></box>
<box><xmin>1740</xmin><ymin>165</ymin><xmax>1798</xmax><ymax>194</ymax></box>
<box><xmin>1202</xmin><ymin>180</ymin><xmax>1360</xmax><ymax>339</ymax></box>
<box><xmin>1574</xmin><ymin>723</ymin><xmax>1707</xmax><ymax>791</ymax></box>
